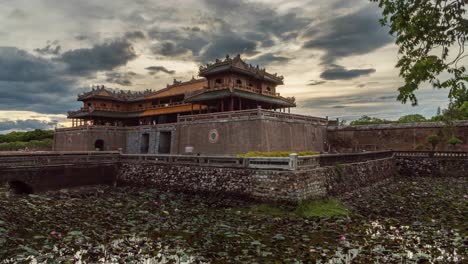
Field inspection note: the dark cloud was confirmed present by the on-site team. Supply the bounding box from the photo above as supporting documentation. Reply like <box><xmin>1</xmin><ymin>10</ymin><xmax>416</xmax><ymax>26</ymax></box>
<box><xmin>0</xmin><ymin>47</ymin><xmax>80</xmax><ymax>114</ymax></box>
<box><xmin>203</xmin><ymin>0</ymin><xmax>311</xmax><ymax>42</ymax></box>
<box><xmin>59</xmin><ymin>40</ymin><xmax>137</xmax><ymax>76</ymax></box>
<box><xmin>105</xmin><ymin>71</ymin><xmax>137</xmax><ymax>86</ymax></box>
<box><xmin>320</xmin><ymin>65</ymin><xmax>376</xmax><ymax>80</ymax></box>
<box><xmin>145</xmin><ymin>66</ymin><xmax>175</xmax><ymax>75</ymax></box>
<box><xmin>148</xmin><ymin>27</ymin><xmax>208</xmax><ymax>57</ymax></box>
<box><xmin>0</xmin><ymin>47</ymin><xmax>59</xmax><ymax>82</ymax></box>
<box><xmin>0</xmin><ymin>119</ymin><xmax>58</xmax><ymax>132</ymax></box>
<box><xmin>152</xmin><ymin>42</ymin><xmax>190</xmax><ymax>57</ymax></box>
<box><xmin>245</xmin><ymin>32</ymin><xmax>275</xmax><ymax>47</ymax></box>
<box><xmin>147</xmin><ymin>0</ymin><xmax>312</xmax><ymax>61</ymax></box>
<box><xmin>332</xmin><ymin>105</ymin><xmax>347</xmax><ymax>108</ymax></box>
<box><xmin>303</xmin><ymin>6</ymin><xmax>393</xmax><ymax>64</ymax></box>
<box><xmin>124</xmin><ymin>31</ymin><xmax>146</xmax><ymax>40</ymax></box>
<box><xmin>248</xmin><ymin>53</ymin><xmax>290</xmax><ymax>66</ymax></box>
<box><xmin>308</xmin><ymin>80</ymin><xmax>327</xmax><ymax>86</ymax></box>
<box><xmin>8</xmin><ymin>9</ymin><xmax>28</xmax><ymax>19</ymax></box>
<box><xmin>35</xmin><ymin>41</ymin><xmax>61</xmax><ymax>55</ymax></box>
<box><xmin>201</xmin><ymin>35</ymin><xmax>257</xmax><ymax>61</ymax></box>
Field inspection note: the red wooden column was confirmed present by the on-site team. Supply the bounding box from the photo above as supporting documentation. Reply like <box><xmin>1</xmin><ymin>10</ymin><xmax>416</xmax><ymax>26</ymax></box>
<box><xmin>221</xmin><ymin>99</ymin><xmax>224</xmax><ymax>112</ymax></box>
<box><xmin>238</xmin><ymin>97</ymin><xmax>242</xmax><ymax>110</ymax></box>
<box><xmin>191</xmin><ymin>104</ymin><xmax>194</xmax><ymax>115</ymax></box>
<box><xmin>199</xmin><ymin>104</ymin><xmax>202</xmax><ymax>114</ymax></box>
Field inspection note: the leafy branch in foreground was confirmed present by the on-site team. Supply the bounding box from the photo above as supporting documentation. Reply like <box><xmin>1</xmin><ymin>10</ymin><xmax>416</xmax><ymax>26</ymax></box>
<box><xmin>371</xmin><ymin>0</ymin><xmax>468</xmax><ymax>106</ymax></box>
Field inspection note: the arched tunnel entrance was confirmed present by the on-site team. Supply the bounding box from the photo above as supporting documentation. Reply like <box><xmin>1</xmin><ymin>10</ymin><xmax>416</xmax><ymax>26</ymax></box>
<box><xmin>8</xmin><ymin>181</ymin><xmax>34</xmax><ymax>194</ymax></box>
<box><xmin>94</xmin><ymin>139</ymin><xmax>105</xmax><ymax>151</ymax></box>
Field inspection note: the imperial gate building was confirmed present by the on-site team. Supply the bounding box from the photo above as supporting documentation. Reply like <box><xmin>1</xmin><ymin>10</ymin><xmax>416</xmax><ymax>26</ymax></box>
<box><xmin>54</xmin><ymin>55</ymin><xmax>329</xmax><ymax>155</ymax></box>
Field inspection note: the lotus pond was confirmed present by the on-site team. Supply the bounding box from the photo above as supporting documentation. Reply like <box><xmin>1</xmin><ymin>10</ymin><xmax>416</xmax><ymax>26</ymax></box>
<box><xmin>0</xmin><ymin>177</ymin><xmax>466</xmax><ymax>263</ymax></box>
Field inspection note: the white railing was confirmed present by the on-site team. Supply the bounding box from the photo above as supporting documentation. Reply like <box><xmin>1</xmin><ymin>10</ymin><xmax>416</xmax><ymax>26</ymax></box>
<box><xmin>394</xmin><ymin>151</ymin><xmax>468</xmax><ymax>158</ymax></box>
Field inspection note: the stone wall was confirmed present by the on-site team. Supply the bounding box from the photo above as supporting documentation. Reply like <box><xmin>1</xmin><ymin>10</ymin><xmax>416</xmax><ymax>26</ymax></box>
<box><xmin>1</xmin><ymin>163</ymin><xmax>118</xmax><ymax>193</ymax></box>
<box><xmin>175</xmin><ymin>118</ymin><xmax>326</xmax><ymax>155</ymax></box>
<box><xmin>327</xmin><ymin>121</ymin><xmax>468</xmax><ymax>152</ymax></box>
<box><xmin>126</xmin><ymin>125</ymin><xmax>176</xmax><ymax>154</ymax></box>
<box><xmin>396</xmin><ymin>153</ymin><xmax>468</xmax><ymax>177</ymax></box>
<box><xmin>54</xmin><ymin>117</ymin><xmax>326</xmax><ymax>155</ymax></box>
<box><xmin>53</xmin><ymin>126</ymin><xmax>128</xmax><ymax>152</ymax></box>
<box><xmin>118</xmin><ymin>156</ymin><xmax>395</xmax><ymax>202</ymax></box>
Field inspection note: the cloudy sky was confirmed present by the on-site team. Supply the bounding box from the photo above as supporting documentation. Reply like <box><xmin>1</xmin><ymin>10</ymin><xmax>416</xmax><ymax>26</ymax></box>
<box><xmin>0</xmin><ymin>0</ymin><xmax>451</xmax><ymax>133</ymax></box>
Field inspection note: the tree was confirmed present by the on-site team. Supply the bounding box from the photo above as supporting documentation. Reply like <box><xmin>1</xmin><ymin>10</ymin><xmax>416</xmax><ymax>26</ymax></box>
<box><xmin>397</xmin><ymin>114</ymin><xmax>427</xmax><ymax>123</ymax></box>
<box><xmin>426</xmin><ymin>134</ymin><xmax>441</xmax><ymax>150</ymax></box>
<box><xmin>371</xmin><ymin>0</ymin><xmax>468</xmax><ymax>106</ymax></box>
<box><xmin>350</xmin><ymin>115</ymin><xmax>389</xmax><ymax>125</ymax></box>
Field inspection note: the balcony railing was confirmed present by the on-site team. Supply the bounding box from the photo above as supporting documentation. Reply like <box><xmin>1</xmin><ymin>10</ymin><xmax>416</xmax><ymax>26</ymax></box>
<box><xmin>68</xmin><ymin>101</ymin><xmax>191</xmax><ymax>117</ymax></box>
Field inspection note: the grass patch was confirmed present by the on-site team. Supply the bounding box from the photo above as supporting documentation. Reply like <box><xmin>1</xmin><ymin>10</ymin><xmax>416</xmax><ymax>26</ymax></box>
<box><xmin>237</xmin><ymin>151</ymin><xmax>319</xmax><ymax>158</ymax></box>
<box><xmin>294</xmin><ymin>198</ymin><xmax>349</xmax><ymax>218</ymax></box>
<box><xmin>242</xmin><ymin>199</ymin><xmax>349</xmax><ymax>218</ymax></box>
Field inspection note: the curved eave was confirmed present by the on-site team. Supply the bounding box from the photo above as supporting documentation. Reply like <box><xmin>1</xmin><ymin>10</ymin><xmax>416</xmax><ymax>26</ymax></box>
<box><xmin>68</xmin><ymin>110</ymin><xmax>142</xmax><ymax>119</ymax></box>
<box><xmin>78</xmin><ymin>95</ymin><xmax>145</xmax><ymax>102</ymax></box>
<box><xmin>140</xmin><ymin>104</ymin><xmax>206</xmax><ymax>117</ymax></box>
<box><xmin>185</xmin><ymin>89</ymin><xmax>295</xmax><ymax>107</ymax></box>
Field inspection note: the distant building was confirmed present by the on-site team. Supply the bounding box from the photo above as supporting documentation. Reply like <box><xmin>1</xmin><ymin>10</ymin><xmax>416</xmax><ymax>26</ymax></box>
<box><xmin>55</xmin><ymin>55</ymin><xmax>328</xmax><ymax>155</ymax></box>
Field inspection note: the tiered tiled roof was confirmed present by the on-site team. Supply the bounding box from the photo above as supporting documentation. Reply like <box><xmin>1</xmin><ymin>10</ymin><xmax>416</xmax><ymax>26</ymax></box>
<box><xmin>199</xmin><ymin>54</ymin><xmax>284</xmax><ymax>84</ymax></box>
<box><xmin>77</xmin><ymin>86</ymin><xmax>156</xmax><ymax>102</ymax></box>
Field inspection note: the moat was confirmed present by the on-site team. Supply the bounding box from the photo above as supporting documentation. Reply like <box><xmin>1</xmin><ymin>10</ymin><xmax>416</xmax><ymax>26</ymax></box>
<box><xmin>1</xmin><ymin>177</ymin><xmax>466</xmax><ymax>263</ymax></box>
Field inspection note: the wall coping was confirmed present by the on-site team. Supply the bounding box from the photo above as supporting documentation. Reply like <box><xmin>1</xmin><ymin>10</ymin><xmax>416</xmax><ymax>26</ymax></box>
<box><xmin>2</xmin><ymin>151</ymin><xmax>465</xmax><ymax>171</ymax></box>
<box><xmin>328</xmin><ymin>120</ymin><xmax>468</xmax><ymax>131</ymax></box>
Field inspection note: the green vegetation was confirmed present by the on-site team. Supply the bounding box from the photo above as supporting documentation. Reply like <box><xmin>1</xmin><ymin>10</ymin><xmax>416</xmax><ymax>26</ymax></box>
<box><xmin>237</xmin><ymin>151</ymin><xmax>319</xmax><ymax>157</ymax></box>
<box><xmin>397</xmin><ymin>114</ymin><xmax>426</xmax><ymax>123</ymax></box>
<box><xmin>447</xmin><ymin>137</ymin><xmax>463</xmax><ymax>146</ymax></box>
<box><xmin>295</xmin><ymin>198</ymin><xmax>349</xmax><ymax>218</ymax></box>
<box><xmin>243</xmin><ymin>199</ymin><xmax>349</xmax><ymax>218</ymax></box>
<box><xmin>0</xmin><ymin>129</ymin><xmax>54</xmax><ymax>151</ymax></box>
<box><xmin>0</xmin><ymin>139</ymin><xmax>53</xmax><ymax>151</ymax></box>
<box><xmin>371</xmin><ymin>0</ymin><xmax>467</xmax><ymax>106</ymax></box>
<box><xmin>349</xmin><ymin>114</ymin><xmax>429</xmax><ymax>126</ymax></box>
<box><xmin>426</xmin><ymin>134</ymin><xmax>440</xmax><ymax>150</ymax></box>
<box><xmin>349</xmin><ymin>115</ymin><xmax>389</xmax><ymax>126</ymax></box>
<box><xmin>0</xmin><ymin>177</ymin><xmax>466</xmax><ymax>262</ymax></box>
<box><xmin>0</xmin><ymin>129</ymin><xmax>53</xmax><ymax>143</ymax></box>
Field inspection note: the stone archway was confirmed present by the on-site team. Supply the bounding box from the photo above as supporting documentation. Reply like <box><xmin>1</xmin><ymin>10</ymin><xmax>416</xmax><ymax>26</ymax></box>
<box><xmin>8</xmin><ymin>180</ymin><xmax>34</xmax><ymax>194</ymax></box>
<box><xmin>94</xmin><ymin>139</ymin><xmax>105</xmax><ymax>151</ymax></box>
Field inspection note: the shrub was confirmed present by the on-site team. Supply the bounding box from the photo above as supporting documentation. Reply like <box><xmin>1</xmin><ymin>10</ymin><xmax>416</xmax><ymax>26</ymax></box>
<box><xmin>426</xmin><ymin>135</ymin><xmax>440</xmax><ymax>150</ymax></box>
<box><xmin>0</xmin><ymin>138</ymin><xmax>53</xmax><ymax>151</ymax></box>
<box><xmin>447</xmin><ymin>137</ymin><xmax>463</xmax><ymax>146</ymax></box>
<box><xmin>414</xmin><ymin>144</ymin><xmax>426</xmax><ymax>151</ymax></box>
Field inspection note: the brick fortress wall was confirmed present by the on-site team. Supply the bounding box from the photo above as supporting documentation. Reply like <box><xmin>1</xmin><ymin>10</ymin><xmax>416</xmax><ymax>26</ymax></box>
<box><xmin>327</xmin><ymin>121</ymin><xmax>468</xmax><ymax>152</ymax></box>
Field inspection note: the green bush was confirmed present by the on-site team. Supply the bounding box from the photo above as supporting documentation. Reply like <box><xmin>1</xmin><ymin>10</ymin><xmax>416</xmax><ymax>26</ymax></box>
<box><xmin>0</xmin><ymin>129</ymin><xmax>54</xmax><ymax>143</ymax></box>
<box><xmin>237</xmin><ymin>151</ymin><xmax>319</xmax><ymax>158</ymax></box>
<box><xmin>0</xmin><ymin>138</ymin><xmax>53</xmax><ymax>151</ymax></box>
<box><xmin>426</xmin><ymin>134</ymin><xmax>440</xmax><ymax>150</ymax></box>
<box><xmin>414</xmin><ymin>144</ymin><xmax>426</xmax><ymax>151</ymax></box>
<box><xmin>447</xmin><ymin>137</ymin><xmax>463</xmax><ymax>146</ymax></box>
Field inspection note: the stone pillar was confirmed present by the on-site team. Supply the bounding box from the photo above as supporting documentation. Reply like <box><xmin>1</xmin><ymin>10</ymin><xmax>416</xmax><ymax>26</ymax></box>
<box><xmin>289</xmin><ymin>153</ymin><xmax>298</xmax><ymax>170</ymax></box>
